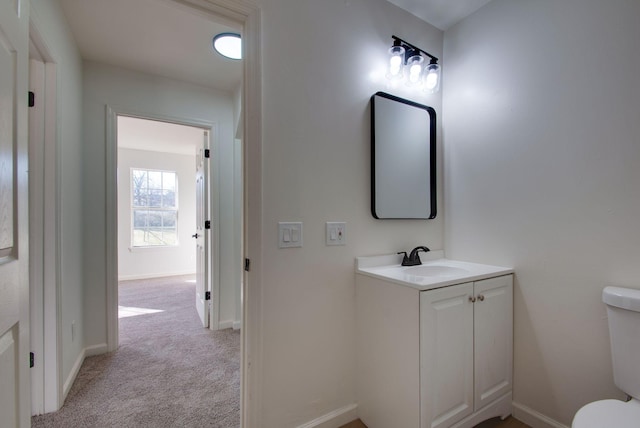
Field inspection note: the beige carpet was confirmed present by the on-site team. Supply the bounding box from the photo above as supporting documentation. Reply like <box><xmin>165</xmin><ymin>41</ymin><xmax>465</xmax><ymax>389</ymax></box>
<box><xmin>32</xmin><ymin>275</ymin><xmax>240</xmax><ymax>428</ymax></box>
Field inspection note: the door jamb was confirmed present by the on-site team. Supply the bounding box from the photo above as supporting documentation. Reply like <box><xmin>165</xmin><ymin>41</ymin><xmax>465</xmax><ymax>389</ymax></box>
<box><xmin>29</xmin><ymin>53</ymin><xmax>46</xmax><ymax>417</ymax></box>
<box><xmin>29</xmin><ymin>15</ymin><xmax>63</xmax><ymax>414</ymax></box>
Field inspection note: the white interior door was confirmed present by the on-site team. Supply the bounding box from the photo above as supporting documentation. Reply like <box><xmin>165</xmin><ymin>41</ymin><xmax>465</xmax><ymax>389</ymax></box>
<box><xmin>0</xmin><ymin>0</ymin><xmax>31</xmax><ymax>426</ymax></box>
<box><xmin>195</xmin><ymin>131</ymin><xmax>210</xmax><ymax>327</ymax></box>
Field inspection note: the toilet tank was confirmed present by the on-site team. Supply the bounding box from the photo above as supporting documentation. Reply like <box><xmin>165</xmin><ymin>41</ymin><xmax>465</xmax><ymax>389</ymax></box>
<box><xmin>603</xmin><ymin>286</ymin><xmax>640</xmax><ymax>399</ymax></box>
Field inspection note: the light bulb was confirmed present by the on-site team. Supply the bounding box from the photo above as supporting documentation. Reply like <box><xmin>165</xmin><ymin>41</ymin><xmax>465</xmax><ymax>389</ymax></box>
<box><xmin>390</xmin><ymin>56</ymin><xmax>402</xmax><ymax>76</ymax></box>
<box><xmin>423</xmin><ymin>63</ymin><xmax>441</xmax><ymax>93</ymax></box>
<box><xmin>405</xmin><ymin>51</ymin><xmax>424</xmax><ymax>87</ymax></box>
<box><xmin>409</xmin><ymin>64</ymin><xmax>422</xmax><ymax>83</ymax></box>
<box><xmin>386</xmin><ymin>44</ymin><xmax>405</xmax><ymax>80</ymax></box>
<box><xmin>425</xmin><ymin>72</ymin><xmax>438</xmax><ymax>89</ymax></box>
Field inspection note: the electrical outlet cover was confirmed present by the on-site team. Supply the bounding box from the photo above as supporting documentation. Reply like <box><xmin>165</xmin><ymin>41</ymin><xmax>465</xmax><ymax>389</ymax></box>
<box><xmin>326</xmin><ymin>222</ymin><xmax>346</xmax><ymax>246</ymax></box>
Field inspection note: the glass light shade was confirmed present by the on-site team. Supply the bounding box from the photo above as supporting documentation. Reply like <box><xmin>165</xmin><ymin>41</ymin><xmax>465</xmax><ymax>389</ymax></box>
<box><xmin>213</xmin><ymin>33</ymin><xmax>242</xmax><ymax>60</ymax></box>
<box><xmin>386</xmin><ymin>45</ymin><xmax>405</xmax><ymax>80</ymax></box>
<box><xmin>405</xmin><ymin>52</ymin><xmax>424</xmax><ymax>87</ymax></box>
<box><xmin>423</xmin><ymin>63</ymin><xmax>441</xmax><ymax>93</ymax></box>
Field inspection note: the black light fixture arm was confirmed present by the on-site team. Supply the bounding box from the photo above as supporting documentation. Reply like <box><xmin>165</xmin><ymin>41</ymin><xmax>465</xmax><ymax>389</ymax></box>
<box><xmin>392</xmin><ymin>35</ymin><xmax>439</xmax><ymax>63</ymax></box>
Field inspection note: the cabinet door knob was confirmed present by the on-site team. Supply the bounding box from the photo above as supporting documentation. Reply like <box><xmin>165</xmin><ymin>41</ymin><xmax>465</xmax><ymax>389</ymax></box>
<box><xmin>478</xmin><ymin>295</ymin><xmax>485</xmax><ymax>302</ymax></box>
<box><xmin>469</xmin><ymin>296</ymin><xmax>476</xmax><ymax>303</ymax></box>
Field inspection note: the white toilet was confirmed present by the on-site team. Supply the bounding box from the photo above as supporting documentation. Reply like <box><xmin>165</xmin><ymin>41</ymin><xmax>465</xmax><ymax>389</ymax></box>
<box><xmin>572</xmin><ymin>286</ymin><xmax>640</xmax><ymax>427</ymax></box>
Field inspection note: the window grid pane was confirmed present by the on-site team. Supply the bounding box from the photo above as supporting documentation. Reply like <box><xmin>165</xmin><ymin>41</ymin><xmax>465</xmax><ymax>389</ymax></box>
<box><xmin>131</xmin><ymin>168</ymin><xmax>178</xmax><ymax>247</ymax></box>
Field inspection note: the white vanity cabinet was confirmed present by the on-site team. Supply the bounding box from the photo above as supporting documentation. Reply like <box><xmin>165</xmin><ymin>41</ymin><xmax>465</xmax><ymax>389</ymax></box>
<box><xmin>420</xmin><ymin>275</ymin><xmax>513</xmax><ymax>428</ymax></box>
<box><xmin>355</xmin><ymin>256</ymin><xmax>513</xmax><ymax>428</ymax></box>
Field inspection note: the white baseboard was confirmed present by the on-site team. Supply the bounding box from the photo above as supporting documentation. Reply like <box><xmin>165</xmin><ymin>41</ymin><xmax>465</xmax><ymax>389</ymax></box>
<box><xmin>62</xmin><ymin>348</ymin><xmax>85</xmax><ymax>400</ymax></box>
<box><xmin>85</xmin><ymin>343</ymin><xmax>108</xmax><ymax>357</ymax></box>
<box><xmin>217</xmin><ymin>320</ymin><xmax>241</xmax><ymax>330</ymax></box>
<box><xmin>297</xmin><ymin>403</ymin><xmax>358</xmax><ymax>428</ymax></box>
<box><xmin>118</xmin><ymin>271</ymin><xmax>196</xmax><ymax>281</ymax></box>
<box><xmin>62</xmin><ymin>343</ymin><xmax>109</xmax><ymax>401</ymax></box>
<box><xmin>513</xmin><ymin>402</ymin><xmax>569</xmax><ymax>428</ymax></box>
<box><xmin>218</xmin><ymin>320</ymin><xmax>234</xmax><ymax>330</ymax></box>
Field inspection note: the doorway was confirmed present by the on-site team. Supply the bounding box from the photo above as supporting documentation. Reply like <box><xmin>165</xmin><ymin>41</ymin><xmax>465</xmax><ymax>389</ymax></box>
<box><xmin>27</xmin><ymin>0</ymin><xmax>261</xmax><ymax>424</ymax></box>
<box><xmin>116</xmin><ymin>116</ymin><xmax>214</xmax><ymax>330</ymax></box>
<box><xmin>112</xmin><ymin>115</ymin><xmax>242</xmax><ymax>422</ymax></box>
<box><xmin>88</xmin><ymin>1</ymin><xmax>262</xmax><ymax>424</ymax></box>
<box><xmin>114</xmin><ymin>113</ymin><xmax>245</xmax><ymax>337</ymax></box>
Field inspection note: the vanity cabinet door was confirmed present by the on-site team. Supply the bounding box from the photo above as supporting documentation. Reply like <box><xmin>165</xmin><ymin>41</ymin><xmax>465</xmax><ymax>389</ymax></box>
<box><xmin>473</xmin><ymin>275</ymin><xmax>513</xmax><ymax>411</ymax></box>
<box><xmin>420</xmin><ymin>283</ymin><xmax>474</xmax><ymax>428</ymax></box>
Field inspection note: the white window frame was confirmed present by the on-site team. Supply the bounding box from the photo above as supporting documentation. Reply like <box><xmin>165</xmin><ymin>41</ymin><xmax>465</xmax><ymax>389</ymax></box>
<box><xmin>130</xmin><ymin>168</ymin><xmax>179</xmax><ymax>248</ymax></box>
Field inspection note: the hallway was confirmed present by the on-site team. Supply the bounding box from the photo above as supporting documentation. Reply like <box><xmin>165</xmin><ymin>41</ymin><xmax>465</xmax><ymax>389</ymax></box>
<box><xmin>32</xmin><ymin>275</ymin><xmax>240</xmax><ymax>427</ymax></box>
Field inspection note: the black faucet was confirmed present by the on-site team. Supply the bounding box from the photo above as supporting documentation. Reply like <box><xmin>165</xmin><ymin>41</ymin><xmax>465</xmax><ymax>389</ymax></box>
<box><xmin>398</xmin><ymin>246</ymin><xmax>431</xmax><ymax>266</ymax></box>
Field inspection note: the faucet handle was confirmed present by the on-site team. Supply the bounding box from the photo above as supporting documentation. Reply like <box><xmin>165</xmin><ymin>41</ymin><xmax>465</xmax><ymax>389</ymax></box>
<box><xmin>397</xmin><ymin>251</ymin><xmax>410</xmax><ymax>265</ymax></box>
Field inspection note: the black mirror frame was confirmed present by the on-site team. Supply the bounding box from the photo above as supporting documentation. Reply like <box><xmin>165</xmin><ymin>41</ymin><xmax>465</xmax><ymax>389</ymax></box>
<box><xmin>370</xmin><ymin>91</ymin><xmax>437</xmax><ymax>220</ymax></box>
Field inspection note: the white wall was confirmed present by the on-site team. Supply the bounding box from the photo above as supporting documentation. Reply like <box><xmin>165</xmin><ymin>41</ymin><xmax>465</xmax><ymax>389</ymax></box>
<box><xmin>82</xmin><ymin>62</ymin><xmax>239</xmax><ymax>347</ymax></box>
<box><xmin>443</xmin><ymin>0</ymin><xmax>640</xmax><ymax>425</ymax></box>
<box><xmin>30</xmin><ymin>0</ymin><xmax>85</xmax><ymax>395</ymax></box>
<box><xmin>117</xmin><ymin>148</ymin><xmax>196</xmax><ymax>280</ymax></box>
<box><xmin>255</xmin><ymin>0</ymin><xmax>443</xmax><ymax>426</ymax></box>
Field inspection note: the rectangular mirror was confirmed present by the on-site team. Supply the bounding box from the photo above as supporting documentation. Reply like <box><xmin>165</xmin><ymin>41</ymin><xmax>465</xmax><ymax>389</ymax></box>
<box><xmin>371</xmin><ymin>92</ymin><xmax>436</xmax><ymax>219</ymax></box>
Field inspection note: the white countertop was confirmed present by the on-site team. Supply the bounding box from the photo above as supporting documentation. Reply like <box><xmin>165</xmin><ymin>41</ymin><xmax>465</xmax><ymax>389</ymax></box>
<box><xmin>356</xmin><ymin>251</ymin><xmax>513</xmax><ymax>291</ymax></box>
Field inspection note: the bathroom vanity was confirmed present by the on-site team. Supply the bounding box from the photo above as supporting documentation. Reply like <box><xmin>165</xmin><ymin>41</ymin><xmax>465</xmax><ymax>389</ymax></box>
<box><xmin>355</xmin><ymin>251</ymin><xmax>514</xmax><ymax>428</ymax></box>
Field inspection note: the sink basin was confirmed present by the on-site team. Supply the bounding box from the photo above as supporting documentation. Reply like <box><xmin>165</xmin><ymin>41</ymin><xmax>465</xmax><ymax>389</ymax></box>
<box><xmin>355</xmin><ymin>251</ymin><xmax>513</xmax><ymax>291</ymax></box>
<box><xmin>403</xmin><ymin>265</ymin><xmax>470</xmax><ymax>277</ymax></box>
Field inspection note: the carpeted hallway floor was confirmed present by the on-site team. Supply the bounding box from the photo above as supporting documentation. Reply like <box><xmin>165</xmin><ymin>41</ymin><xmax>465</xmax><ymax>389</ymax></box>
<box><xmin>32</xmin><ymin>275</ymin><xmax>240</xmax><ymax>428</ymax></box>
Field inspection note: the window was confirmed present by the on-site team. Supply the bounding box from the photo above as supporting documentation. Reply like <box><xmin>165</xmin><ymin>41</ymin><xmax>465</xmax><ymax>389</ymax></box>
<box><xmin>131</xmin><ymin>169</ymin><xmax>178</xmax><ymax>247</ymax></box>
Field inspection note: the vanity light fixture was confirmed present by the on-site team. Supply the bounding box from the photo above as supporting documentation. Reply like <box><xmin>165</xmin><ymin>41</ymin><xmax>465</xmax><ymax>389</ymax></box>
<box><xmin>386</xmin><ymin>35</ymin><xmax>441</xmax><ymax>93</ymax></box>
<box><xmin>213</xmin><ymin>32</ymin><xmax>242</xmax><ymax>60</ymax></box>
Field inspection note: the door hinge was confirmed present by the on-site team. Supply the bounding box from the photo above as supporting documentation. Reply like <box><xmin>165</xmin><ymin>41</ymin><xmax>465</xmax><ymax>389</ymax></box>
<box><xmin>244</xmin><ymin>258</ymin><xmax>251</xmax><ymax>272</ymax></box>
<box><xmin>205</xmin><ymin>220</ymin><xmax>211</xmax><ymax>230</ymax></box>
<box><xmin>30</xmin><ymin>352</ymin><xmax>34</xmax><ymax>368</ymax></box>
<box><xmin>204</xmin><ymin>149</ymin><xmax>210</xmax><ymax>158</ymax></box>
<box><xmin>28</xmin><ymin>91</ymin><xmax>35</xmax><ymax>108</ymax></box>
<box><xmin>205</xmin><ymin>291</ymin><xmax>211</xmax><ymax>300</ymax></box>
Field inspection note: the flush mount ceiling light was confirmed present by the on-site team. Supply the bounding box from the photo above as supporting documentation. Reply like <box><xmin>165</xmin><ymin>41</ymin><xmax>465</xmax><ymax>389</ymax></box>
<box><xmin>213</xmin><ymin>33</ymin><xmax>242</xmax><ymax>60</ymax></box>
<box><xmin>386</xmin><ymin>35</ymin><xmax>441</xmax><ymax>93</ymax></box>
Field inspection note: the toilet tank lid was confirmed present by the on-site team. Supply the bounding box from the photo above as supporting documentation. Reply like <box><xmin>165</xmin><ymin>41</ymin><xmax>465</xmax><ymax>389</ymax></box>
<box><xmin>603</xmin><ymin>286</ymin><xmax>640</xmax><ymax>312</ymax></box>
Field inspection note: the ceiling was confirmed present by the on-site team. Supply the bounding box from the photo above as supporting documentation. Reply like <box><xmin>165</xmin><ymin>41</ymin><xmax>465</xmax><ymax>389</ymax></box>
<box><xmin>59</xmin><ymin>0</ymin><xmax>491</xmax><ymax>94</ymax></box>
<box><xmin>59</xmin><ymin>0</ymin><xmax>242</xmax><ymax>92</ymax></box>
<box><xmin>117</xmin><ymin>116</ymin><xmax>203</xmax><ymax>155</ymax></box>
<box><xmin>386</xmin><ymin>0</ymin><xmax>494</xmax><ymax>30</ymax></box>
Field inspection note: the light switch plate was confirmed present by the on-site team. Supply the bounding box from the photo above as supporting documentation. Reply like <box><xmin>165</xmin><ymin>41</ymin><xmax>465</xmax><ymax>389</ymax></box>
<box><xmin>326</xmin><ymin>222</ymin><xmax>346</xmax><ymax>246</ymax></box>
<box><xmin>278</xmin><ymin>222</ymin><xmax>303</xmax><ymax>248</ymax></box>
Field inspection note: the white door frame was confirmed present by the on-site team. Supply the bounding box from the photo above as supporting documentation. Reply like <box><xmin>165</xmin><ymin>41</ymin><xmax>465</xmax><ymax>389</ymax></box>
<box><xmin>29</xmin><ymin>14</ymin><xmax>64</xmax><ymax>414</ymax></box>
<box><xmin>195</xmin><ymin>129</ymin><xmax>213</xmax><ymax>329</ymax></box>
<box><xmin>29</xmin><ymin>53</ymin><xmax>46</xmax><ymax>417</ymax></box>
<box><xmin>106</xmin><ymin>109</ymin><xmax>221</xmax><ymax>347</ymax></box>
<box><xmin>103</xmin><ymin>1</ymin><xmax>263</xmax><ymax>426</ymax></box>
